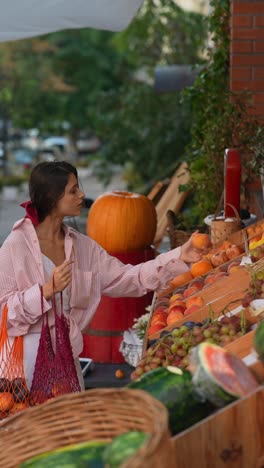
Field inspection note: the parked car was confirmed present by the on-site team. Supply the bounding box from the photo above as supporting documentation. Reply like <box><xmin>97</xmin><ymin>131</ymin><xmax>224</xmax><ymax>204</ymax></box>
<box><xmin>13</xmin><ymin>148</ymin><xmax>37</xmax><ymax>169</ymax></box>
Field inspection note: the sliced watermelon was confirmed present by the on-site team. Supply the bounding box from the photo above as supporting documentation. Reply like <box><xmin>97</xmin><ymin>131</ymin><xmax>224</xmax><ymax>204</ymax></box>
<box><xmin>190</xmin><ymin>343</ymin><xmax>259</xmax><ymax>408</ymax></box>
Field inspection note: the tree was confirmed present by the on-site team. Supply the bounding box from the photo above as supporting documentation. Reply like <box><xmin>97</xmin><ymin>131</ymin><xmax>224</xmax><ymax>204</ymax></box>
<box><xmin>90</xmin><ymin>0</ymin><xmax>208</xmax><ymax>191</ymax></box>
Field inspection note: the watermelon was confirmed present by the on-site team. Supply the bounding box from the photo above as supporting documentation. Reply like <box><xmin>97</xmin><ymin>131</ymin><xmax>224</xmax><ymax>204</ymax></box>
<box><xmin>254</xmin><ymin>320</ymin><xmax>264</xmax><ymax>363</ymax></box>
<box><xmin>127</xmin><ymin>366</ymin><xmax>213</xmax><ymax>435</ymax></box>
<box><xmin>190</xmin><ymin>342</ymin><xmax>259</xmax><ymax>408</ymax></box>
<box><xmin>19</xmin><ymin>440</ymin><xmax>108</xmax><ymax>467</ymax></box>
<box><xmin>103</xmin><ymin>431</ymin><xmax>148</xmax><ymax>467</ymax></box>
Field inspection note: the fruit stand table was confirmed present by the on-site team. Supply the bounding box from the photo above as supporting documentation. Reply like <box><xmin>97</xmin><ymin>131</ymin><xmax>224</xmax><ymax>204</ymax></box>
<box><xmin>84</xmin><ymin>363</ymin><xmax>134</xmax><ymax>389</ymax></box>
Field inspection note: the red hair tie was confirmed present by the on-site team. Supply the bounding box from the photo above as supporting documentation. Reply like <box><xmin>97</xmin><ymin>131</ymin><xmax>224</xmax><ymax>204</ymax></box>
<box><xmin>20</xmin><ymin>200</ymin><xmax>39</xmax><ymax>226</ymax></box>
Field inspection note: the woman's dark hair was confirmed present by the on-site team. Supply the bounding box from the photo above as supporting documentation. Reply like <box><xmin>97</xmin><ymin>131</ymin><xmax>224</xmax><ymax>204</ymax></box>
<box><xmin>29</xmin><ymin>161</ymin><xmax>78</xmax><ymax>222</ymax></box>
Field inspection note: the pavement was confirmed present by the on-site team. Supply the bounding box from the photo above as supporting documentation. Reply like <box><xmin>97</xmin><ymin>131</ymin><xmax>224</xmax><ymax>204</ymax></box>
<box><xmin>0</xmin><ymin>166</ymin><xmax>127</xmax><ymax>246</ymax></box>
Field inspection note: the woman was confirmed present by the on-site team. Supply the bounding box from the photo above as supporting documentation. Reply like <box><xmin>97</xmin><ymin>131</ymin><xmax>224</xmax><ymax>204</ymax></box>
<box><xmin>0</xmin><ymin>161</ymin><xmax>203</xmax><ymax>390</ymax></box>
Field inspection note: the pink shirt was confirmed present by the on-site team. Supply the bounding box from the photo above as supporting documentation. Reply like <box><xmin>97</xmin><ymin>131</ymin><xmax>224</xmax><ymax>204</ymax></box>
<box><xmin>0</xmin><ymin>218</ymin><xmax>189</xmax><ymax>358</ymax></box>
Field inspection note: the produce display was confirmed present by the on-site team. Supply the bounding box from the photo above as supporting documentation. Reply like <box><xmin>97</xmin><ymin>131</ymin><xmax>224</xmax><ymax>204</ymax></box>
<box><xmin>134</xmin><ymin>312</ymin><xmax>250</xmax><ymax>377</ymax></box>
<box><xmin>148</xmin><ymin>257</ymin><xmax>244</xmax><ymax>335</ymax></box>
<box><xmin>128</xmin><ymin>343</ymin><xmax>259</xmax><ymax>435</ymax></box>
<box><xmin>190</xmin><ymin>342</ymin><xmax>259</xmax><ymax>407</ymax></box>
<box><xmin>128</xmin><ymin>366</ymin><xmax>213</xmax><ymax>435</ymax></box>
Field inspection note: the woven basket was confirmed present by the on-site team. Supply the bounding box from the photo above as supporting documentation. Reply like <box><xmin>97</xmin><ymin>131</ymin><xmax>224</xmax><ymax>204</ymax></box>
<box><xmin>210</xmin><ymin>203</ymin><xmax>242</xmax><ymax>247</ymax></box>
<box><xmin>0</xmin><ymin>388</ymin><xmax>174</xmax><ymax>468</ymax></box>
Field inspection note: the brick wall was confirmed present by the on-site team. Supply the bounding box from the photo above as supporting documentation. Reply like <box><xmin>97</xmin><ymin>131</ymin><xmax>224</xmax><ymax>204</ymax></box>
<box><xmin>231</xmin><ymin>1</ymin><xmax>264</xmax><ymax>116</ymax></box>
<box><xmin>230</xmin><ymin>1</ymin><xmax>264</xmax><ymax>218</ymax></box>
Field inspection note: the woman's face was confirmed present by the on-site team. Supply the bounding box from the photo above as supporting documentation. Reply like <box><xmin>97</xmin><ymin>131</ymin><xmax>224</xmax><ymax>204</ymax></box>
<box><xmin>55</xmin><ymin>173</ymin><xmax>85</xmax><ymax>218</ymax></box>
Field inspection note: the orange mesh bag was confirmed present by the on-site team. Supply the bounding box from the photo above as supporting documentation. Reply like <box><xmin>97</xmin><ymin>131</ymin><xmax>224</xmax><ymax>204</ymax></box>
<box><xmin>0</xmin><ymin>304</ymin><xmax>30</xmax><ymax>420</ymax></box>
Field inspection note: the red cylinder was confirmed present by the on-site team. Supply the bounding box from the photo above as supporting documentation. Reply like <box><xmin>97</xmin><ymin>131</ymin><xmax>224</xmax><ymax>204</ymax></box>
<box><xmin>81</xmin><ymin>247</ymin><xmax>155</xmax><ymax>363</ymax></box>
<box><xmin>224</xmin><ymin>148</ymin><xmax>241</xmax><ymax>218</ymax></box>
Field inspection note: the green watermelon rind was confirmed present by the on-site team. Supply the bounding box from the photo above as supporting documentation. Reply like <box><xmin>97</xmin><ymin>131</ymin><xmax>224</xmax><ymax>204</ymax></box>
<box><xmin>103</xmin><ymin>431</ymin><xmax>149</xmax><ymax>468</ymax></box>
<box><xmin>254</xmin><ymin>321</ymin><xmax>264</xmax><ymax>362</ymax></box>
<box><xmin>191</xmin><ymin>343</ymin><xmax>241</xmax><ymax>408</ymax></box>
<box><xmin>128</xmin><ymin>366</ymin><xmax>213</xmax><ymax>435</ymax></box>
<box><xmin>20</xmin><ymin>440</ymin><xmax>107</xmax><ymax>467</ymax></box>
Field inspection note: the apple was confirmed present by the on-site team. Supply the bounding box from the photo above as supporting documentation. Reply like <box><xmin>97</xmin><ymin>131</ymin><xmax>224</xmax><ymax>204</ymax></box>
<box><xmin>214</xmin><ymin>272</ymin><xmax>228</xmax><ymax>280</ymax></box>
<box><xmin>189</xmin><ymin>278</ymin><xmax>204</xmax><ymax>290</ymax></box>
<box><xmin>183</xmin><ymin>286</ymin><xmax>200</xmax><ymax>298</ymax></box>
<box><xmin>168</xmin><ymin>300</ymin><xmax>186</xmax><ymax>312</ymax></box>
<box><xmin>169</xmin><ymin>293</ymin><xmax>184</xmax><ymax>303</ymax></box>
<box><xmin>166</xmin><ymin>310</ymin><xmax>184</xmax><ymax>325</ymax></box>
<box><xmin>147</xmin><ymin>324</ymin><xmax>165</xmax><ymax>336</ymax></box>
<box><xmin>227</xmin><ymin>261</ymin><xmax>242</xmax><ymax>274</ymax></box>
<box><xmin>168</xmin><ymin>303</ymin><xmax>186</xmax><ymax>315</ymax></box>
<box><xmin>185</xmin><ymin>295</ymin><xmax>204</xmax><ymax>308</ymax></box>
<box><xmin>183</xmin><ymin>304</ymin><xmax>201</xmax><ymax>316</ymax></box>
<box><xmin>211</xmin><ymin>251</ymin><xmax>228</xmax><ymax>267</ymax></box>
<box><xmin>204</xmin><ymin>274</ymin><xmax>217</xmax><ymax>285</ymax></box>
<box><xmin>226</xmin><ymin>244</ymin><xmax>243</xmax><ymax>260</ymax></box>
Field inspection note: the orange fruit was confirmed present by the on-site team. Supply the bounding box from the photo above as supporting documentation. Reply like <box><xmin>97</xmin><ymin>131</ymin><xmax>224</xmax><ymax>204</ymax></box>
<box><xmin>190</xmin><ymin>259</ymin><xmax>213</xmax><ymax>278</ymax></box>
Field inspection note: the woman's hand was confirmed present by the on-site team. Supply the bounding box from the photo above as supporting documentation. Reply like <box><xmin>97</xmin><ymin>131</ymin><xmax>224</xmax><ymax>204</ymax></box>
<box><xmin>179</xmin><ymin>232</ymin><xmax>208</xmax><ymax>264</ymax></box>
<box><xmin>43</xmin><ymin>260</ymin><xmax>73</xmax><ymax>300</ymax></box>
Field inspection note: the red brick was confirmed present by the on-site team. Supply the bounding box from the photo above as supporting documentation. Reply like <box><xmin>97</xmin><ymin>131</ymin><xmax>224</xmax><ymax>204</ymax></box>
<box><xmin>254</xmin><ymin>40</ymin><xmax>264</xmax><ymax>52</ymax></box>
<box><xmin>233</xmin><ymin>15</ymin><xmax>253</xmax><ymax>28</ymax></box>
<box><xmin>254</xmin><ymin>16</ymin><xmax>264</xmax><ymax>28</ymax></box>
<box><xmin>231</xmin><ymin>80</ymin><xmax>264</xmax><ymax>92</ymax></box>
<box><xmin>231</xmin><ymin>67</ymin><xmax>252</xmax><ymax>81</ymax></box>
<box><xmin>253</xmin><ymin>93</ymin><xmax>264</xmax><ymax>104</ymax></box>
<box><xmin>246</xmin><ymin>103</ymin><xmax>264</xmax><ymax>117</ymax></box>
<box><xmin>232</xmin><ymin>28</ymin><xmax>264</xmax><ymax>40</ymax></box>
<box><xmin>233</xmin><ymin>3</ymin><xmax>264</xmax><ymax>15</ymax></box>
<box><xmin>231</xmin><ymin>55</ymin><xmax>264</xmax><ymax>67</ymax></box>
<box><xmin>232</xmin><ymin>40</ymin><xmax>252</xmax><ymax>53</ymax></box>
<box><xmin>253</xmin><ymin>67</ymin><xmax>264</xmax><ymax>80</ymax></box>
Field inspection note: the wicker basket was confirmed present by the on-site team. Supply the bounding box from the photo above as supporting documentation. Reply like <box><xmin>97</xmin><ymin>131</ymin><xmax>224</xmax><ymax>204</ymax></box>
<box><xmin>0</xmin><ymin>388</ymin><xmax>174</xmax><ymax>468</ymax></box>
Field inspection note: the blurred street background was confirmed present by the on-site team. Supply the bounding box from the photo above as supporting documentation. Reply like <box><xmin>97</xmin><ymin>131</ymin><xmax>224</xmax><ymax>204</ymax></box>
<box><xmin>0</xmin><ymin>164</ymin><xmax>126</xmax><ymax>246</ymax></box>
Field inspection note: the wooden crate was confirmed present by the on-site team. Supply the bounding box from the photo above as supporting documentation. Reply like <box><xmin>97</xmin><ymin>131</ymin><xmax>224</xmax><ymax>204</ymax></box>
<box><xmin>147</xmin><ymin>267</ymin><xmax>250</xmax><ymax>343</ymax></box>
<box><xmin>172</xmin><ymin>384</ymin><xmax>264</xmax><ymax>468</ymax></box>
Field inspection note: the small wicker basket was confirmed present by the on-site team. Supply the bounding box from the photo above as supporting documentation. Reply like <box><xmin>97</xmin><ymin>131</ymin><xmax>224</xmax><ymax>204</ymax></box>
<box><xmin>0</xmin><ymin>388</ymin><xmax>174</xmax><ymax>468</ymax></box>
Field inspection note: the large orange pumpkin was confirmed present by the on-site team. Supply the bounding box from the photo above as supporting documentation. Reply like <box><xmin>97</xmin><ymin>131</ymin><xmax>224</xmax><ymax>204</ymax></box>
<box><xmin>86</xmin><ymin>191</ymin><xmax>157</xmax><ymax>253</ymax></box>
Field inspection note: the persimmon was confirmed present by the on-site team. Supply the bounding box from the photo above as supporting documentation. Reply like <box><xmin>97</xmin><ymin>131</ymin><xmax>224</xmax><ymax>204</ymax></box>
<box><xmin>0</xmin><ymin>392</ymin><xmax>14</xmax><ymax>412</ymax></box>
<box><xmin>190</xmin><ymin>259</ymin><xmax>213</xmax><ymax>278</ymax></box>
<box><xmin>191</xmin><ymin>232</ymin><xmax>211</xmax><ymax>250</ymax></box>
<box><xmin>115</xmin><ymin>369</ymin><xmax>125</xmax><ymax>379</ymax></box>
<box><xmin>170</xmin><ymin>271</ymin><xmax>193</xmax><ymax>288</ymax></box>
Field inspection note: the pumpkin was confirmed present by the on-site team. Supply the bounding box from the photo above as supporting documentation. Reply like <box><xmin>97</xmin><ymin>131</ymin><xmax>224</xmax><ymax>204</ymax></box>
<box><xmin>86</xmin><ymin>190</ymin><xmax>157</xmax><ymax>253</ymax></box>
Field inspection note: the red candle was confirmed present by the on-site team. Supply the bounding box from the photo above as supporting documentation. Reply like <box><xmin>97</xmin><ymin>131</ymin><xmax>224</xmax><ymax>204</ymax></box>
<box><xmin>224</xmin><ymin>148</ymin><xmax>241</xmax><ymax>218</ymax></box>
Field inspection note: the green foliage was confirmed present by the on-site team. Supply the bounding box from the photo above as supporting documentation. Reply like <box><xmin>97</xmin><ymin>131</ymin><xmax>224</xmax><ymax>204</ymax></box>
<box><xmin>91</xmin><ymin>1</ymin><xmax>208</xmax><ymax>192</ymax></box>
<box><xmin>113</xmin><ymin>0</ymin><xmax>208</xmax><ymax>67</ymax></box>
<box><xmin>181</xmin><ymin>0</ymin><xmax>263</xmax><ymax>225</ymax></box>
<box><xmin>92</xmin><ymin>82</ymin><xmax>192</xmax><ymax>192</ymax></box>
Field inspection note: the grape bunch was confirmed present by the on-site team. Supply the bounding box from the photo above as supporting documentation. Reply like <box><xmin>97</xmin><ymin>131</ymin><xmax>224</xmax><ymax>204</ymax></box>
<box><xmin>241</xmin><ymin>269</ymin><xmax>264</xmax><ymax>308</ymax></box>
<box><xmin>130</xmin><ymin>315</ymin><xmax>249</xmax><ymax>381</ymax></box>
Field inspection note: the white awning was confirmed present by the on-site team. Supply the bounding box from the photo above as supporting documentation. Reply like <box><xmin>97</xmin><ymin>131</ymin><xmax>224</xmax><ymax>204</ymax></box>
<box><xmin>0</xmin><ymin>0</ymin><xmax>144</xmax><ymax>42</ymax></box>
